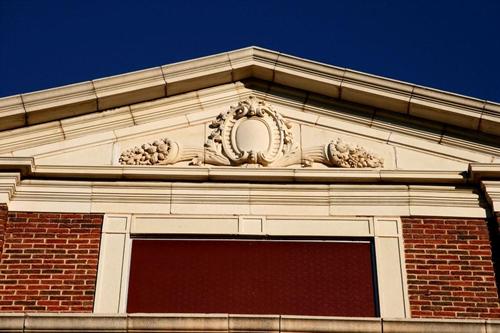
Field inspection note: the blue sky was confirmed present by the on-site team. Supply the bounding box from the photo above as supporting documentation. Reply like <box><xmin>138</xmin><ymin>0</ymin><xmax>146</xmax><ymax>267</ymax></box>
<box><xmin>1</xmin><ymin>0</ymin><xmax>499</xmax><ymax>102</ymax></box>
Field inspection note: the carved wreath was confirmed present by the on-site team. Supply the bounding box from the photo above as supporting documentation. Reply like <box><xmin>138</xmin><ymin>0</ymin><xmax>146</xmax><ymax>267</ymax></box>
<box><xmin>204</xmin><ymin>96</ymin><xmax>295</xmax><ymax>166</ymax></box>
<box><xmin>119</xmin><ymin>97</ymin><xmax>384</xmax><ymax>168</ymax></box>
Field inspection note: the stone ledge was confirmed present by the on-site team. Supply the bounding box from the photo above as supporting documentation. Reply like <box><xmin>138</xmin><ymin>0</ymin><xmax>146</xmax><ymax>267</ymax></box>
<box><xmin>0</xmin><ymin>314</ymin><xmax>498</xmax><ymax>333</ymax></box>
<box><xmin>469</xmin><ymin>163</ymin><xmax>500</xmax><ymax>181</ymax></box>
<box><xmin>0</xmin><ymin>157</ymin><xmax>469</xmax><ymax>184</ymax></box>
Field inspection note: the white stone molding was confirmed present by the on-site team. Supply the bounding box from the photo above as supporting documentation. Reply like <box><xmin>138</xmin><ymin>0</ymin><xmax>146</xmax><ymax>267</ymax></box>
<box><xmin>0</xmin><ymin>313</ymin><xmax>500</xmax><ymax>333</ymax></box>
<box><xmin>330</xmin><ymin>185</ymin><xmax>486</xmax><ymax>217</ymax></box>
<box><xmin>481</xmin><ymin>180</ymin><xmax>500</xmax><ymax>212</ymax></box>
<box><xmin>0</xmin><ymin>172</ymin><xmax>20</xmax><ymax>203</ymax></box>
<box><xmin>94</xmin><ymin>215</ymin><xmax>132</xmax><ymax>314</ymax></box>
<box><xmin>1</xmin><ymin>84</ymin><xmax>498</xmax><ymax>164</ymax></box>
<box><xmin>373</xmin><ymin>217</ymin><xmax>409</xmax><ymax>318</ymax></box>
<box><xmin>0</xmin><ymin>157</ymin><xmax>470</xmax><ymax>183</ymax></box>
<box><xmin>0</xmin><ymin>179</ymin><xmax>487</xmax><ymax>218</ymax></box>
<box><xmin>131</xmin><ymin>215</ymin><xmax>372</xmax><ymax>237</ymax></box>
<box><xmin>2</xmin><ymin>314</ymin><xmax>498</xmax><ymax>332</ymax></box>
<box><xmin>0</xmin><ymin>95</ymin><xmax>25</xmax><ymax>130</ymax></box>
<box><xmin>469</xmin><ymin>163</ymin><xmax>500</xmax><ymax>181</ymax></box>
<box><xmin>95</xmin><ymin>214</ymin><xmax>410</xmax><ymax>319</ymax></box>
<box><xmin>1</xmin><ymin>47</ymin><xmax>499</xmax><ymax>138</ymax></box>
<box><xmin>239</xmin><ymin>216</ymin><xmax>265</xmax><ymax>234</ymax></box>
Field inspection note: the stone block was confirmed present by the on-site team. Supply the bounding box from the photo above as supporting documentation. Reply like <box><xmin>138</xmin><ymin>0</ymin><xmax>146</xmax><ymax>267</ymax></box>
<box><xmin>93</xmin><ymin>67</ymin><xmax>166</xmax><ymax>110</ymax></box>
<box><xmin>22</xmin><ymin>81</ymin><xmax>97</xmax><ymax>125</ymax></box>
<box><xmin>281</xmin><ymin>316</ymin><xmax>382</xmax><ymax>333</ymax></box>
<box><xmin>0</xmin><ymin>95</ymin><xmax>25</xmax><ymax>130</ymax></box>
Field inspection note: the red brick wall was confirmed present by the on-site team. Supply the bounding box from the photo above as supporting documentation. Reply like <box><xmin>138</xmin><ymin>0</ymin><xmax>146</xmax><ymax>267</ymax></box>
<box><xmin>0</xmin><ymin>206</ymin><xmax>103</xmax><ymax>312</ymax></box>
<box><xmin>0</xmin><ymin>205</ymin><xmax>7</xmax><ymax>257</ymax></box>
<box><xmin>402</xmin><ymin>217</ymin><xmax>500</xmax><ymax>319</ymax></box>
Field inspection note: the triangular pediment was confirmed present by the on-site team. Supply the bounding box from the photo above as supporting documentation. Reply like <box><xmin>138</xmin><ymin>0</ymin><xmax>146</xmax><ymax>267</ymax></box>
<box><xmin>1</xmin><ymin>80</ymin><xmax>498</xmax><ymax>171</ymax></box>
<box><xmin>1</xmin><ymin>47</ymin><xmax>499</xmax><ymax>175</ymax></box>
<box><xmin>1</xmin><ymin>47</ymin><xmax>499</xmax><ymax>134</ymax></box>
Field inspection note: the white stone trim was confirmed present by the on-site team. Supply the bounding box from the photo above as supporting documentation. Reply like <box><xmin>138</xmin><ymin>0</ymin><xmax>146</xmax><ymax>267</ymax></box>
<box><xmin>373</xmin><ymin>217</ymin><xmax>409</xmax><ymax>318</ymax></box>
<box><xmin>131</xmin><ymin>215</ymin><xmax>239</xmax><ymax>235</ymax></box>
<box><xmin>95</xmin><ymin>214</ymin><xmax>409</xmax><ymax>319</ymax></box>
<box><xmin>1</xmin><ymin>313</ymin><xmax>498</xmax><ymax>333</ymax></box>
<box><xmin>0</xmin><ymin>159</ymin><xmax>471</xmax><ymax>184</ymax></box>
<box><xmin>481</xmin><ymin>180</ymin><xmax>500</xmax><ymax>212</ymax></box>
<box><xmin>131</xmin><ymin>215</ymin><xmax>372</xmax><ymax>237</ymax></box>
<box><xmin>94</xmin><ymin>215</ymin><xmax>132</xmax><ymax>313</ymax></box>
<box><xmin>1</xmin><ymin>178</ymin><xmax>487</xmax><ymax>218</ymax></box>
<box><xmin>238</xmin><ymin>215</ymin><xmax>266</xmax><ymax>235</ymax></box>
<box><xmin>265</xmin><ymin>216</ymin><xmax>372</xmax><ymax>237</ymax></box>
<box><xmin>2</xmin><ymin>47</ymin><xmax>498</xmax><ymax>137</ymax></box>
<box><xmin>0</xmin><ymin>47</ymin><xmax>500</xmax><ymax>154</ymax></box>
<box><xmin>470</xmin><ymin>163</ymin><xmax>500</xmax><ymax>181</ymax></box>
<box><xmin>0</xmin><ymin>172</ymin><xmax>19</xmax><ymax>203</ymax></box>
<box><xmin>2</xmin><ymin>82</ymin><xmax>499</xmax><ymax>161</ymax></box>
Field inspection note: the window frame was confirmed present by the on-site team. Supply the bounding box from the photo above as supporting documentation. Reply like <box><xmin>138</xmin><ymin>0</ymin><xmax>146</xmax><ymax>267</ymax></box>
<box><xmin>93</xmin><ymin>214</ymin><xmax>410</xmax><ymax>318</ymax></box>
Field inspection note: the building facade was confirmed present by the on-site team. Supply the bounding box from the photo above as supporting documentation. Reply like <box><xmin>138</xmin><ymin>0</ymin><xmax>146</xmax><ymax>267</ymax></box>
<box><xmin>0</xmin><ymin>47</ymin><xmax>500</xmax><ymax>332</ymax></box>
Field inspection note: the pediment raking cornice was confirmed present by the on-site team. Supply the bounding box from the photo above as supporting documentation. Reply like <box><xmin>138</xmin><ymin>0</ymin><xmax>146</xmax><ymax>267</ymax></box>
<box><xmin>1</xmin><ymin>47</ymin><xmax>499</xmax><ymax>137</ymax></box>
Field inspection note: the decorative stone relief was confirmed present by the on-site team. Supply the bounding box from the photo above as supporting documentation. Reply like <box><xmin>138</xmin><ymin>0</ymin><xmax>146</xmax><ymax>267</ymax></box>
<box><xmin>118</xmin><ymin>97</ymin><xmax>384</xmax><ymax>168</ymax></box>
<box><xmin>204</xmin><ymin>96</ymin><xmax>299</xmax><ymax>166</ymax></box>
<box><xmin>303</xmin><ymin>138</ymin><xmax>384</xmax><ymax>168</ymax></box>
<box><xmin>119</xmin><ymin>138</ymin><xmax>202</xmax><ymax>166</ymax></box>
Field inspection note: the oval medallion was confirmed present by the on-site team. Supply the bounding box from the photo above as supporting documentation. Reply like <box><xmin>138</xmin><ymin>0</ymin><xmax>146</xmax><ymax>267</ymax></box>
<box><xmin>235</xmin><ymin>118</ymin><xmax>270</xmax><ymax>152</ymax></box>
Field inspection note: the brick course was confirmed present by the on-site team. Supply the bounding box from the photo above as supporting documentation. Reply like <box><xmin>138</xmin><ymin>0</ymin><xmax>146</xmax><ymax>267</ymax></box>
<box><xmin>0</xmin><ymin>205</ymin><xmax>7</xmax><ymax>257</ymax></box>
<box><xmin>0</xmin><ymin>205</ymin><xmax>103</xmax><ymax>312</ymax></box>
<box><xmin>402</xmin><ymin>217</ymin><xmax>500</xmax><ymax>319</ymax></box>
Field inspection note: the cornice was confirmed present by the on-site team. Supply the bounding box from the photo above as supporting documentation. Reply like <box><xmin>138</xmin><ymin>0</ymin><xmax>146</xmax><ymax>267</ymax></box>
<box><xmin>0</xmin><ymin>47</ymin><xmax>498</xmax><ymax>137</ymax></box>
<box><xmin>0</xmin><ymin>313</ymin><xmax>497</xmax><ymax>333</ymax></box>
<box><xmin>481</xmin><ymin>180</ymin><xmax>500</xmax><ymax>212</ymax></box>
<box><xmin>2</xmin><ymin>82</ymin><xmax>499</xmax><ymax>161</ymax></box>
<box><xmin>1</xmin><ymin>179</ymin><xmax>487</xmax><ymax>217</ymax></box>
<box><xmin>0</xmin><ymin>172</ymin><xmax>20</xmax><ymax>203</ymax></box>
<box><xmin>0</xmin><ymin>157</ymin><xmax>468</xmax><ymax>184</ymax></box>
<box><xmin>0</xmin><ymin>158</ymin><xmax>493</xmax><ymax>217</ymax></box>
<box><xmin>469</xmin><ymin>163</ymin><xmax>500</xmax><ymax>181</ymax></box>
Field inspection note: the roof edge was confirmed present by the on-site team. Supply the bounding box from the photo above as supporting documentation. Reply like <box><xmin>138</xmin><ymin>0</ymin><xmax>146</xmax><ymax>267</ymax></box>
<box><xmin>1</xmin><ymin>46</ymin><xmax>499</xmax><ymax>136</ymax></box>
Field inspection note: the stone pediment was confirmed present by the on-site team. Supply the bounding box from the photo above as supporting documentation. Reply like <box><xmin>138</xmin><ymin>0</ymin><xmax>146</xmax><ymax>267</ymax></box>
<box><xmin>0</xmin><ymin>47</ymin><xmax>499</xmax><ymax>171</ymax></box>
<box><xmin>0</xmin><ymin>80</ymin><xmax>498</xmax><ymax>171</ymax></box>
<box><xmin>1</xmin><ymin>47</ymin><xmax>499</xmax><ymax>136</ymax></box>
<box><xmin>118</xmin><ymin>96</ymin><xmax>384</xmax><ymax>169</ymax></box>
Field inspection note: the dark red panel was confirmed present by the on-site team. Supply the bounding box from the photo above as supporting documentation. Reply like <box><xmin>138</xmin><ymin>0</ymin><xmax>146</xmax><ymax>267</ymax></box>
<box><xmin>127</xmin><ymin>240</ymin><xmax>376</xmax><ymax>317</ymax></box>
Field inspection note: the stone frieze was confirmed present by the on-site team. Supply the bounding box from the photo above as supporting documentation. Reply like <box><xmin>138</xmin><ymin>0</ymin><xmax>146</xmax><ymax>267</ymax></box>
<box><xmin>119</xmin><ymin>97</ymin><xmax>384</xmax><ymax>168</ymax></box>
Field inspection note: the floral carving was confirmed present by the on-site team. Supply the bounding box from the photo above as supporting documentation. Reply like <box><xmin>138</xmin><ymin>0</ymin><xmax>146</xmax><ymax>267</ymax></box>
<box><xmin>120</xmin><ymin>138</ymin><xmax>173</xmax><ymax>165</ymax></box>
<box><xmin>119</xmin><ymin>138</ymin><xmax>202</xmax><ymax>166</ymax></box>
<box><xmin>204</xmin><ymin>96</ymin><xmax>297</xmax><ymax>166</ymax></box>
<box><xmin>303</xmin><ymin>138</ymin><xmax>384</xmax><ymax>168</ymax></box>
<box><xmin>119</xmin><ymin>98</ymin><xmax>384</xmax><ymax>169</ymax></box>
